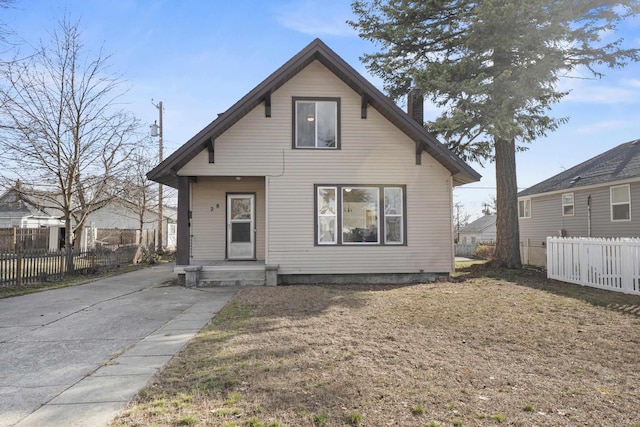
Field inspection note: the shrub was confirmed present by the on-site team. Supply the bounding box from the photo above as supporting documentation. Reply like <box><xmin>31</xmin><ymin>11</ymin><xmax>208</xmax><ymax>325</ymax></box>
<box><xmin>475</xmin><ymin>244</ymin><xmax>495</xmax><ymax>260</ymax></box>
<box><xmin>137</xmin><ymin>246</ymin><xmax>160</xmax><ymax>264</ymax></box>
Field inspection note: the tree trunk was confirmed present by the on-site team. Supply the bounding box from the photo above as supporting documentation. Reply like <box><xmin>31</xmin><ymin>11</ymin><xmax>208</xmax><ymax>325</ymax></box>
<box><xmin>492</xmin><ymin>138</ymin><xmax>522</xmax><ymax>268</ymax></box>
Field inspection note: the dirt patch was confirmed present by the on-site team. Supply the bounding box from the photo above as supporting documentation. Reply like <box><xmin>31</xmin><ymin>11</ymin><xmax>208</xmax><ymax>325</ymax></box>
<box><xmin>112</xmin><ymin>269</ymin><xmax>640</xmax><ymax>426</ymax></box>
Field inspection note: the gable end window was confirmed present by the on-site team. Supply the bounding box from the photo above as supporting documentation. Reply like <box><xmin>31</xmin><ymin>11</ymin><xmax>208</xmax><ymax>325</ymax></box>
<box><xmin>518</xmin><ymin>199</ymin><xmax>531</xmax><ymax>219</ymax></box>
<box><xmin>562</xmin><ymin>193</ymin><xmax>574</xmax><ymax>216</ymax></box>
<box><xmin>315</xmin><ymin>184</ymin><xmax>406</xmax><ymax>245</ymax></box>
<box><xmin>610</xmin><ymin>184</ymin><xmax>631</xmax><ymax>221</ymax></box>
<box><xmin>293</xmin><ymin>97</ymin><xmax>340</xmax><ymax>149</ymax></box>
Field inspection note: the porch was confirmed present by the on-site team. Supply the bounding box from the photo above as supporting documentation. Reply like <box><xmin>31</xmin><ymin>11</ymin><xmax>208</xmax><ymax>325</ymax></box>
<box><xmin>175</xmin><ymin>260</ymin><xmax>278</xmax><ymax>287</ymax></box>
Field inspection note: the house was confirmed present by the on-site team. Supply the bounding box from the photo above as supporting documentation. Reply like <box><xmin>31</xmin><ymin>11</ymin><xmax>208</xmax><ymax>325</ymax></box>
<box><xmin>80</xmin><ymin>200</ymin><xmax>177</xmax><ymax>251</ymax></box>
<box><xmin>0</xmin><ymin>186</ymin><xmax>64</xmax><ymax>229</ymax></box>
<box><xmin>147</xmin><ymin>39</ymin><xmax>481</xmax><ymax>286</ymax></box>
<box><xmin>0</xmin><ymin>185</ymin><xmax>176</xmax><ymax>251</ymax></box>
<box><xmin>517</xmin><ymin>138</ymin><xmax>640</xmax><ymax>266</ymax></box>
<box><xmin>458</xmin><ymin>214</ymin><xmax>496</xmax><ymax>245</ymax></box>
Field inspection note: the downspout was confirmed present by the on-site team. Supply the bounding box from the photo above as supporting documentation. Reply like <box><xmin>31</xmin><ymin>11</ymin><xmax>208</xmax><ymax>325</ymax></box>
<box><xmin>587</xmin><ymin>195</ymin><xmax>592</xmax><ymax>238</ymax></box>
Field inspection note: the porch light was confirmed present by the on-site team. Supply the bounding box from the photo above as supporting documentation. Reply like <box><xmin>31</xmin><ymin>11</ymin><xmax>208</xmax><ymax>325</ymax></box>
<box><xmin>306</xmin><ymin>114</ymin><xmax>315</xmax><ymax>122</ymax></box>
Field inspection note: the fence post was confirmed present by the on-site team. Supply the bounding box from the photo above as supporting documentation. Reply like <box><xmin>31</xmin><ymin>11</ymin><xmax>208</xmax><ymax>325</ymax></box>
<box><xmin>16</xmin><ymin>247</ymin><xmax>24</xmax><ymax>286</ymax></box>
<box><xmin>621</xmin><ymin>239</ymin><xmax>631</xmax><ymax>294</ymax></box>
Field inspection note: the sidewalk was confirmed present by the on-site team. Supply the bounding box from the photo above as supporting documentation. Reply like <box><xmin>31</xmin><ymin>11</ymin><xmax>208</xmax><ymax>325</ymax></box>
<box><xmin>0</xmin><ymin>264</ymin><xmax>241</xmax><ymax>427</ymax></box>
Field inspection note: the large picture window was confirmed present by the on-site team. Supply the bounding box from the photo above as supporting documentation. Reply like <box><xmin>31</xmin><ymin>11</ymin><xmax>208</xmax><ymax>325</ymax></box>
<box><xmin>610</xmin><ymin>184</ymin><xmax>631</xmax><ymax>221</ymax></box>
<box><xmin>294</xmin><ymin>98</ymin><xmax>339</xmax><ymax>149</ymax></box>
<box><xmin>315</xmin><ymin>185</ymin><xmax>405</xmax><ymax>245</ymax></box>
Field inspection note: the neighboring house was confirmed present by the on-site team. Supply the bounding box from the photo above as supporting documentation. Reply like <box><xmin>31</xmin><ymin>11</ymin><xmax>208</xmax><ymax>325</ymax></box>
<box><xmin>458</xmin><ymin>214</ymin><xmax>496</xmax><ymax>245</ymax></box>
<box><xmin>517</xmin><ymin>138</ymin><xmax>640</xmax><ymax>266</ymax></box>
<box><xmin>148</xmin><ymin>38</ymin><xmax>481</xmax><ymax>286</ymax></box>
<box><xmin>0</xmin><ymin>185</ymin><xmax>176</xmax><ymax>250</ymax></box>
<box><xmin>0</xmin><ymin>187</ymin><xmax>64</xmax><ymax>229</ymax></box>
<box><xmin>82</xmin><ymin>200</ymin><xmax>177</xmax><ymax>250</ymax></box>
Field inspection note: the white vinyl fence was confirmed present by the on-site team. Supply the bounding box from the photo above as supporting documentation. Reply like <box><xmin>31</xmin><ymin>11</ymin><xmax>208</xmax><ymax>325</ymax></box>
<box><xmin>547</xmin><ymin>237</ymin><xmax>640</xmax><ymax>295</ymax></box>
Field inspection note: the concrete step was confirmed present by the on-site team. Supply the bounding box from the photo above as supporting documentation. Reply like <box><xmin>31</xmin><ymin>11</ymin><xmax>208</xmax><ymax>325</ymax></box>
<box><xmin>198</xmin><ymin>267</ymin><xmax>265</xmax><ymax>287</ymax></box>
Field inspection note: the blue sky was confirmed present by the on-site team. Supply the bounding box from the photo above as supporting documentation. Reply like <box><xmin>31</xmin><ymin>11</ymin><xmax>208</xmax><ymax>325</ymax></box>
<box><xmin>4</xmin><ymin>0</ymin><xmax>640</xmax><ymax>218</ymax></box>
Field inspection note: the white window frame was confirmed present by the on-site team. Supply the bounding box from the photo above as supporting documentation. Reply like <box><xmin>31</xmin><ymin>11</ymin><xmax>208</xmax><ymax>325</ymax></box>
<box><xmin>317</xmin><ymin>186</ymin><xmax>337</xmax><ymax>244</ymax></box>
<box><xmin>314</xmin><ymin>184</ymin><xmax>406</xmax><ymax>246</ymax></box>
<box><xmin>562</xmin><ymin>193</ymin><xmax>574</xmax><ymax>217</ymax></box>
<box><xmin>384</xmin><ymin>187</ymin><xmax>404</xmax><ymax>244</ymax></box>
<box><xmin>518</xmin><ymin>198</ymin><xmax>531</xmax><ymax>219</ymax></box>
<box><xmin>610</xmin><ymin>184</ymin><xmax>631</xmax><ymax>221</ymax></box>
<box><xmin>293</xmin><ymin>98</ymin><xmax>339</xmax><ymax>149</ymax></box>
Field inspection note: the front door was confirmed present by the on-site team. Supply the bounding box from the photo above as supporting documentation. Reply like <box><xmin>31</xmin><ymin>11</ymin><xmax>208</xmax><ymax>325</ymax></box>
<box><xmin>227</xmin><ymin>194</ymin><xmax>255</xmax><ymax>260</ymax></box>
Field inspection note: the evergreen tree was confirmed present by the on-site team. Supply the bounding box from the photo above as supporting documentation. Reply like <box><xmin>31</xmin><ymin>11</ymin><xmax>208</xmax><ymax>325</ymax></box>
<box><xmin>350</xmin><ymin>0</ymin><xmax>640</xmax><ymax>268</ymax></box>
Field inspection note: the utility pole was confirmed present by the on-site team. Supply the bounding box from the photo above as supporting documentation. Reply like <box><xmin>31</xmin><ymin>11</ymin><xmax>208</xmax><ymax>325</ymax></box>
<box><xmin>151</xmin><ymin>100</ymin><xmax>163</xmax><ymax>252</ymax></box>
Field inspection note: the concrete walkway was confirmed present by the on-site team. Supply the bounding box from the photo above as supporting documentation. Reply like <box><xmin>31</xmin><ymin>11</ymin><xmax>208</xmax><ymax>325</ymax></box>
<box><xmin>0</xmin><ymin>264</ymin><xmax>240</xmax><ymax>427</ymax></box>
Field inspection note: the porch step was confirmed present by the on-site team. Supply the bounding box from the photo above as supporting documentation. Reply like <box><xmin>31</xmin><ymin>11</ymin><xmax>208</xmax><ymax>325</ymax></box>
<box><xmin>199</xmin><ymin>267</ymin><xmax>266</xmax><ymax>287</ymax></box>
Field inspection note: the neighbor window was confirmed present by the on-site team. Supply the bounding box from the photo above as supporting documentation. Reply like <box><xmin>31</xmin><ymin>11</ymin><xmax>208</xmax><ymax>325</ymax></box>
<box><xmin>294</xmin><ymin>98</ymin><xmax>339</xmax><ymax>149</ymax></box>
<box><xmin>610</xmin><ymin>184</ymin><xmax>631</xmax><ymax>221</ymax></box>
<box><xmin>518</xmin><ymin>198</ymin><xmax>531</xmax><ymax>218</ymax></box>
<box><xmin>315</xmin><ymin>185</ymin><xmax>405</xmax><ymax>245</ymax></box>
<box><xmin>562</xmin><ymin>193</ymin><xmax>574</xmax><ymax>216</ymax></box>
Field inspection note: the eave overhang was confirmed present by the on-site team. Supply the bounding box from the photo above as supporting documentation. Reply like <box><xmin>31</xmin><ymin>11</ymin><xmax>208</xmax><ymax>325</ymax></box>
<box><xmin>148</xmin><ymin>38</ymin><xmax>480</xmax><ymax>188</ymax></box>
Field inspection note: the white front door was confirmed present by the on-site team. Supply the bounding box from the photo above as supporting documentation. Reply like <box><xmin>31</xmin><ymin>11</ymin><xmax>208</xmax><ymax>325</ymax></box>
<box><xmin>227</xmin><ymin>194</ymin><xmax>255</xmax><ymax>260</ymax></box>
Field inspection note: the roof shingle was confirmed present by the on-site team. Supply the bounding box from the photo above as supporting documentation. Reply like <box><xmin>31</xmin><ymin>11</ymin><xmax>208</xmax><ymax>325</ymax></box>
<box><xmin>518</xmin><ymin>139</ymin><xmax>640</xmax><ymax>197</ymax></box>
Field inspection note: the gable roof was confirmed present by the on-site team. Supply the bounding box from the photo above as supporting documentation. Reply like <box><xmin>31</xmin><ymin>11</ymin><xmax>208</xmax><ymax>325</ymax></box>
<box><xmin>459</xmin><ymin>214</ymin><xmax>496</xmax><ymax>234</ymax></box>
<box><xmin>518</xmin><ymin>139</ymin><xmax>640</xmax><ymax>197</ymax></box>
<box><xmin>0</xmin><ymin>187</ymin><xmax>56</xmax><ymax>219</ymax></box>
<box><xmin>147</xmin><ymin>38</ymin><xmax>481</xmax><ymax>188</ymax></box>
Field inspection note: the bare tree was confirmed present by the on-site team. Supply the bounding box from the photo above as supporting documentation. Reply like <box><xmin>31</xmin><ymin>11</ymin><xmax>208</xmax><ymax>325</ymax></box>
<box><xmin>121</xmin><ymin>144</ymin><xmax>158</xmax><ymax>245</ymax></box>
<box><xmin>0</xmin><ymin>17</ymin><xmax>138</xmax><ymax>266</ymax></box>
<box><xmin>482</xmin><ymin>195</ymin><xmax>497</xmax><ymax>216</ymax></box>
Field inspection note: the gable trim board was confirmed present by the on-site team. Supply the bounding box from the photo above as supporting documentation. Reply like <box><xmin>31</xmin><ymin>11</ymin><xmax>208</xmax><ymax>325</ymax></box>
<box><xmin>148</xmin><ymin>39</ymin><xmax>480</xmax><ymax>283</ymax></box>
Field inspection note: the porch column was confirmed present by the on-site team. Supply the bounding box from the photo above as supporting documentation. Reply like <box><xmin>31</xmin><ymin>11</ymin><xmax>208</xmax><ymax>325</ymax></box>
<box><xmin>176</xmin><ymin>175</ymin><xmax>191</xmax><ymax>265</ymax></box>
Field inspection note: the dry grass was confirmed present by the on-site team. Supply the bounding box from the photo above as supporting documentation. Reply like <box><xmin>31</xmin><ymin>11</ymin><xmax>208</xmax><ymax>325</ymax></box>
<box><xmin>112</xmin><ymin>267</ymin><xmax>640</xmax><ymax>427</ymax></box>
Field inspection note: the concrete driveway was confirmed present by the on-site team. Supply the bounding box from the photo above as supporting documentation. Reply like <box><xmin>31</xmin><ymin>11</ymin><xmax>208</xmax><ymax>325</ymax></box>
<box><xmin>0</xmin><ymin>264</ymin><xmax>239</xmax><ymax>427</ymax></box>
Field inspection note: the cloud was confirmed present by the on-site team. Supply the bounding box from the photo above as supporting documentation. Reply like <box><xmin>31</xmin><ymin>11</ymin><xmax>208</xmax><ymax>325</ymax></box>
<box><xmin>565</xmin><ymin>84</ymin><xmax>639</xmax><ymax>104</ymax></box>
<box><xmin>275</xmin><ymin>0</ymin><xmax>356</xmax><ymax>36</ymax></box>
<box><xmin>574</xmin><ymin>119</ymin><xmax>630</xmax><ymax>134</ymax></box>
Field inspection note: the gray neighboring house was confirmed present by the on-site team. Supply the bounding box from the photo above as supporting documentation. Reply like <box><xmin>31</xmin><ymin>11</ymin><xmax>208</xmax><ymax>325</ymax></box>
<box><xmin>0</xmin><ymin>186</ymin><xmax>176</xmax><ymax>250</ymax></box>
<box><xmin>518</xmin><ymin>138</ymin><xmax>640</xmax><ymax>266</ymax></box>
<box><xmin>147</xmin><ymin>38</ymin><xmax>481</xmax><ymax>286</ymax></box>
<box><xmin>458</xmin><ymin>214</ymin><xmax>496</xmax><ymax>245</ymax></box>
<box><xmin>0</xmin><ymin>187</ymin><xmax>63</xmax><ymax>229</ymax></box>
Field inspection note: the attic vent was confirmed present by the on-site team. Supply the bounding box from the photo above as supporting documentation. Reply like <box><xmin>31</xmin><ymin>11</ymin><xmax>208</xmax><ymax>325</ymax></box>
<box><xmin>569</xmin><ymin>176</ymin><xmax>581</xmax><ymax>185</ymax></box>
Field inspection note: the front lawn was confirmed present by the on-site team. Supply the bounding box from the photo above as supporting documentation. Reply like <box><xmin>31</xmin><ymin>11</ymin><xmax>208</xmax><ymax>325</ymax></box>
<box><xmin>112</xmin><ymin>267</ymin><xmax>640</xmax><ymax>427</ymax></box>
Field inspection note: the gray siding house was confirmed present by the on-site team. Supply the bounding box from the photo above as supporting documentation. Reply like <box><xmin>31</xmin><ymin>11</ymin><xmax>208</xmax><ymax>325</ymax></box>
<box><xmin>458</xmin><ymin>214</ymin><xmax>496</xmax><ymax>244</ymax></box>
<box><xmin>518</xmin><ymin>139</ymin><xmax>640</xmax><ymax>266</ymax></box>
<box><xmin>148</xmin><ymin>39</ymin><xmax>480</xmax><ymax>286</ymax></box>
<box><xmin>0</xmin><ymin>187</ymin><xmax>63</xmax><ymax>229</ymax></box>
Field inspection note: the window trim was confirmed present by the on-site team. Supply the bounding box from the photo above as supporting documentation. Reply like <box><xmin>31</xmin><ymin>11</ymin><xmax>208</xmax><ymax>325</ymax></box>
<box><xmin>314</xmin><ymin>184</ymin><xmax>407</xmax><ymax>246</ymax></box>
<box><xmin>518</xmin><ymin>198</ymin><xmax>531</xmax><ymax>219</ymax></box>
<box><xmin>292</xmin><ymin>97</ymin><xmax>341</xmax><ymax>149</ymax></box>
<box><xmin>562</xmin><ymin>192</ymin><xmax>574</xmax><ymax>217</ymax></box>
<box><xmin>610</xmin><ymin>184</ymin><xmax>631</xmax><ymax>221</ymax></box>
